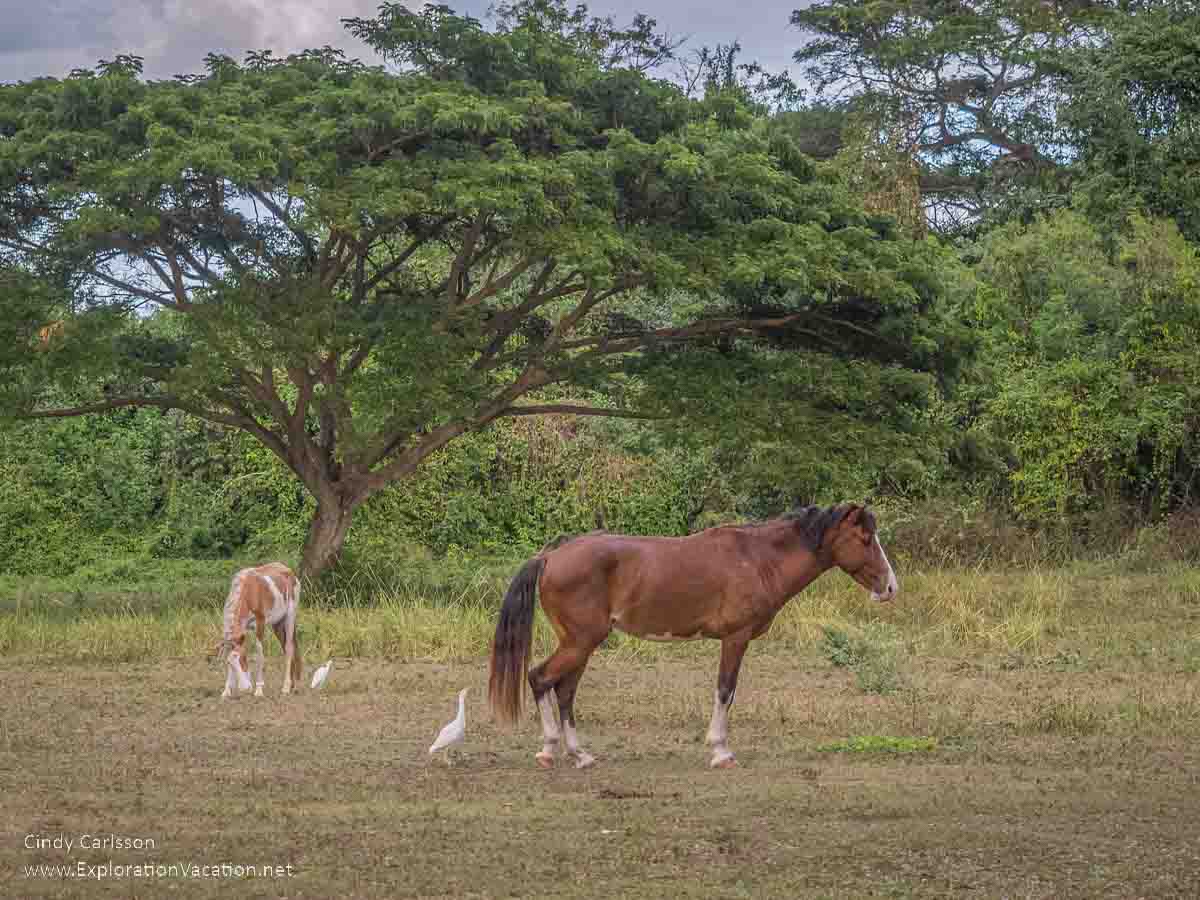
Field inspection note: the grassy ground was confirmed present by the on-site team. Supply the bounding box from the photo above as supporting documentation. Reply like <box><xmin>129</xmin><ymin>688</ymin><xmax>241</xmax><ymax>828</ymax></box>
<box><xmin>2</xmin><ymin>562</ymin><xmax>1200</xmax><ymax>897</ymax></box>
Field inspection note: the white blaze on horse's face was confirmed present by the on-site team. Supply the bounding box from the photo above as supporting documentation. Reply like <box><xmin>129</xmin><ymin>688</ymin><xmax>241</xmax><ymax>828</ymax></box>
<box><xmin>869</xmin><ymin>535</ymin><xmax>899</xmax><ymax>603</ymax></box>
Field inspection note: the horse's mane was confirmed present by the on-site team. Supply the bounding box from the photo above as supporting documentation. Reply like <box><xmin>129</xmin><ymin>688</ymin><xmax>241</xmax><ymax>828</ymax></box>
<box><xmin>779</xmin><ymin>503</ymin><xmax>876</xmax><ymax>551</ymax></box>
<box><xmin>222</xmin><ymin>569</ymin><xmax>248</xmax><ymax>642</ymax></box>
<box><xmin>541</xmin><ymin>504</ymin><xmax>874</xmax><ymax>553</ymax></box>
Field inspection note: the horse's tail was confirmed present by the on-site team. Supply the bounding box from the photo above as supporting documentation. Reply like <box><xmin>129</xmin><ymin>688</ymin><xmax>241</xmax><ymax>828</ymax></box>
<box><xmin>489</xmin><ymin>556</ymin><xmax>546</xmax><ymax>726</ymax></box>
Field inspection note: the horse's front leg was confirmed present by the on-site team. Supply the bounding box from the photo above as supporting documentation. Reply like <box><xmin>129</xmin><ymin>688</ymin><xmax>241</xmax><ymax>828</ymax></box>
<box><xmin>706</xmin><ymin>634</ymin><xmax>749</xmax><ymax>769</ymax></box>
<box><xmin>556</xmin><ymin>660</ymin><xmax>597</xmax><ymax>769</ymax></box>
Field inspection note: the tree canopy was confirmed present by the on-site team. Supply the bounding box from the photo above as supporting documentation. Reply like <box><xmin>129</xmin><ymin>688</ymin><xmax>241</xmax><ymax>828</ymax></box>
<box><xmin>0</xmin><ymin>1</ymin><xmax>961</xmax><ymax>575</ymax></box>
<box><xmin>791</xmin><ymin>0</ymin><xmax>1105</xmax><ymax>231</ymax></box>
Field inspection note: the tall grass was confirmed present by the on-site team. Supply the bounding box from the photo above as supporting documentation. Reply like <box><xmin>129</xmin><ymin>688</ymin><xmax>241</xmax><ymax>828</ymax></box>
<box><xmin>3</xmin><ymin>556</ymin><xmax>1198</xmax><ymax>666</ymax></box>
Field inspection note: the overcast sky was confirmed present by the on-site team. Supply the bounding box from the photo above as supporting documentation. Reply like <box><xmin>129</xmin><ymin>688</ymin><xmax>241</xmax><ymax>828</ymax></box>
<box><xmin>0</xmin><ymin>1</ymin><xmax>808</xmax><ymax>86</ymax></box>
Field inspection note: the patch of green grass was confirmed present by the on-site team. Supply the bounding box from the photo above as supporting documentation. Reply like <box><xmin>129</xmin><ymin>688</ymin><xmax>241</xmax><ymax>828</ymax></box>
<box><xmin>819</xmin><ymin>626</ymin><xmax>860</xmax><ymax>668</ymax></box>
<box><xmin>816</xmin><ymin>735</ymin><xmax>939</xmax><ymax>754</ymax></box>
<box><xmin>819</xmin><ymin>624</ymin><xmax>907</xmax><ymax>694</ymax></box>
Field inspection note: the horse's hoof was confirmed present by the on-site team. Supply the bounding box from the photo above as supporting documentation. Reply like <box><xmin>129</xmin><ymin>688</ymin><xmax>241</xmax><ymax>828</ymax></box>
<box><xmin>574</xmin><ymin>753</ymin><xmax>597</xmax><ymax>769</ymax></box>
<box><xmin>535</xmin><ymin>752</ymin><xmax>556</xmax><ymax>769</ymax></box>
<box><xmin>710</xmin><ymin>753</ymin><xmax>737</xmax><ymax>769</ymax></box>
<box><xmin>254</xmin><ymin>687</ymin><xmax>264</xmax><ymax>698</ymax></box>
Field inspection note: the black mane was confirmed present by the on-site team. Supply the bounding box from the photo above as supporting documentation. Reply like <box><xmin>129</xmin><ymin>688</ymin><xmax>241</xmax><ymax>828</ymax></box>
<box><xmin>780</xmin><ymin>503</ymin><xmax>875</xmax><ymax>550</ymax></box>
<box><xmin>542</xmin><ymin>504</ymin><xmax>875</xmax><ymax>552</ymax></box>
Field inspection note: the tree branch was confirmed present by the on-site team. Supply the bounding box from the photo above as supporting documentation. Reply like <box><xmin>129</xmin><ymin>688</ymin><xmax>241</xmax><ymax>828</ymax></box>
<box><xmin>363</xmin><ymin>215</ymin><xmax>455</xmax><ymax>293</ymax></box>
<box><xmin>248</xmin><ymin>185</ymin><xmax>318</xmax><ymax>264</ymax></box>
<box><xmin>498</xmin><ymin>404</ymin><xmax>666</xmax><ymax>420</ymax></box>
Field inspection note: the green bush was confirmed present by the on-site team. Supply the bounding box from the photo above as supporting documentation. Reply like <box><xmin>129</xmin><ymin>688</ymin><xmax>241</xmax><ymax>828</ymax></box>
<box><xmin>819</xmin><ymin>623</ymin><xmax>906</xmax><ymax>694</ymax></box>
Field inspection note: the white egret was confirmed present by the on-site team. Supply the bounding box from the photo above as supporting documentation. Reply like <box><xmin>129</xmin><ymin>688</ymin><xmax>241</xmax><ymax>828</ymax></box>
<box><xmin>310</xmin><ymin>659</ymin><xmax>333</xmax><ymax>690</ymax></box>
<box><xmin>428</xmin><ymin>688</ymin><xmax>468</xmax><ymax>763</ymax></box>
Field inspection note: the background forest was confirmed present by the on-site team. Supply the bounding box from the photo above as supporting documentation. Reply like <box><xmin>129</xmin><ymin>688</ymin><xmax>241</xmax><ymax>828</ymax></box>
<box><xmin>3</xmin><ymin>0</ymin><xmax>1200</xmax><ymax>580</ymax></box>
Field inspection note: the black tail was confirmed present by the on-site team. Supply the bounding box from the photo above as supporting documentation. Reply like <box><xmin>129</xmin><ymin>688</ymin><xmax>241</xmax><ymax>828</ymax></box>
<box><xmin>489</xmin><ymin>556</ymin><xmax>545</xmax><ymax>725</ymax></box>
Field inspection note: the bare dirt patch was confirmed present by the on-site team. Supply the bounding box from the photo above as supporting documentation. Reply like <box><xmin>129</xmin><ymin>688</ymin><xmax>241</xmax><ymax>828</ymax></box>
<box><xmin>3</xmin><ymin>654</ymin><xmax>1199</xmax><ymax>898</ymax></box>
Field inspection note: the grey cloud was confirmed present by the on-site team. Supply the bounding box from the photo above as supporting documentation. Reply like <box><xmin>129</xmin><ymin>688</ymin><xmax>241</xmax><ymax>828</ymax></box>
<box><xmin>0</xmin><ymin>0</ymin><xmax>400</xmax><ymax>82</ymax></box>
<box><xmin>1</xmin><ymin>1</ymin><xmax>808</xmax><ymax>85</ymax></box>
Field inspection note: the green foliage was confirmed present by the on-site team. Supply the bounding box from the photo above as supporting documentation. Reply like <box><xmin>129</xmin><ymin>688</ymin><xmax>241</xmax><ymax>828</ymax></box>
<box><xmin>967</xmin><ymin>211</ymin><xmax>1200</xmax><ymax>520</ymax></box>
<box><xmin>1061</xmin><ymin>3</ymin><xmax>1200</xmax><ymax>243</ymax></box>
<box><xmin>0</xmin><ymin>407</ymin><xmax>720</xmax><ymax>575</ymax></box>
<box><xmin>6</xmin><ymin>0</ymin><xmax>1198</xmax><ymax>574</ymax></box>
<box><xmin>819</xmin><ymin>626</ymin><xmax>859</xmax><ymax>668</ymax></box>
<box><xmin>819</xmin><ymin>623</ymin><xmax>906</xmax><ymax>694</ymax></box>
<box><xmin>0</xmin><ymin>1</ymin><xmax>959</xmax><ymax>575</ymax></box>
<box><xmin>791</xmin><ymin>0</ymin><xmax>1095</xmax><ymax>231</ymax></box>
<box><xmin>817</xmin><ymin>735</ymin><xmax>937</xmax><ymax>754</ymax></box>
<box><xmin>349</xmin><ymin>416</ymin><xmax>712</xmax><ymax>557</ymax></box>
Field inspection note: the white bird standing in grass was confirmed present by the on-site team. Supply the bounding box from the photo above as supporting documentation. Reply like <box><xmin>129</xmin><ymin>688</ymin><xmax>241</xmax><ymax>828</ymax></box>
<box><xmin>429</xmin><ymin>688</ymin><xmax>468</xmax><ymax>764</ymax></box>
<box><xmin>310</xmin><ymin>659</ymin><xmax>333</xmax><ymax>690</ymax></box>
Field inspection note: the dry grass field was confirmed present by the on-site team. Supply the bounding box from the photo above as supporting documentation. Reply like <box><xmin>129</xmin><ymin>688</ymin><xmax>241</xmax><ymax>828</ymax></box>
<box><xmin>3</xmin><ymin>564</ymin><xmax>1200</xmax><ymax>898</ymax></box>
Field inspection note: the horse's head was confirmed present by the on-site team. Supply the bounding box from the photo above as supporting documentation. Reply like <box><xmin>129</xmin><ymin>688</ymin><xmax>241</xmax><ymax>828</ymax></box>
<box><xmin>215</xmin><ymin>639</ymin><xmax>252</xmax><ymax>691</ymax></box>
<box><xmin>827</xmin><ymin>505</ymin><xmax>898</xmax><ymax>602</ymax></box>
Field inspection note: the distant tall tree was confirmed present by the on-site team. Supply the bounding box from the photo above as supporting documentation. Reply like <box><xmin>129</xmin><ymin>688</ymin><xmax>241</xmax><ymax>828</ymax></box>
<box><xmin>0</xmin><ymin>2</ymin><xmax>962</xmax><ymax>575</ymax></box>
<box><xmin>675</xmin><ymin>41</ymin><xmax>805</xmax><ymax>111</ymax></box>
<box><xmin>791</xmin><ymin>0</ymin><xmax>1106</xmax><ymax>232</ymax></box>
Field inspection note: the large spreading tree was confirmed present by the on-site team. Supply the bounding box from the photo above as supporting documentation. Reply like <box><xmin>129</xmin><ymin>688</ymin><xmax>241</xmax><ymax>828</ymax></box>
<box><xmin>0</xmin><ymin>1</ymin><xmax>961</xmax><ymax>575</ymax></box>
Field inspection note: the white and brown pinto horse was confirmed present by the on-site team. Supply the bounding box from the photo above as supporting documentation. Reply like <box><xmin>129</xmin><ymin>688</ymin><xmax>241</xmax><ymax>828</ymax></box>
<box><xmin>216</xmin><ymin>562</ymin><xmax>301</xmax><ymax>698</ymax></box>
<box><xmin>489</xmin><ymin>504</ymin><xmax>898</xmax><ymax>769</ymax></box>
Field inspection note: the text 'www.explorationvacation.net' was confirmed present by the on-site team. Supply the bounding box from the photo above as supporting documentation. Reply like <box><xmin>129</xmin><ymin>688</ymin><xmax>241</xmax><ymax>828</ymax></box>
<box><xmin>23</xmin><ymin>861</ymin><xmax>296</xmax><ymax>880</ymax></box>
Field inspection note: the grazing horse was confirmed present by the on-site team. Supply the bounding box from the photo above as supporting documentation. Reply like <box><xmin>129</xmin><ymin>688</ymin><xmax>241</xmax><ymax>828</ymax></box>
<box><xmin>489</xmin><ymin>504</ymin><xmax>898</xmax><ymax>769</ymax></box>
<box><xmin>215</xmin><ymin>562</ymin><xmax>302</xmax><ymax>699</ymax></box>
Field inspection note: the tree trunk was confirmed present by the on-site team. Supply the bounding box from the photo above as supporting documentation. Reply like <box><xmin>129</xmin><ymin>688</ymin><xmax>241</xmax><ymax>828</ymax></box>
<box><xmin>300</xmin><ymin>500</ymin><xmax>355</xmax><ymax>579</ymax></box>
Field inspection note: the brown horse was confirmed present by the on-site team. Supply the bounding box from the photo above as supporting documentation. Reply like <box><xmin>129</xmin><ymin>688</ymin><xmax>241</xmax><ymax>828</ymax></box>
<box><xmin>489</xmin><ymin>504</ymin><xmax>898</xmax><ymax>769</ymax></box>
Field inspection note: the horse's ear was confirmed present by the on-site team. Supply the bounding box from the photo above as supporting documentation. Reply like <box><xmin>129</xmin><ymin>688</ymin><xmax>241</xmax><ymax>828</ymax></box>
<box><xmin>843</xmin><ymin>504</ymin><xmax>875</xmax><ymax>540</ymax></box>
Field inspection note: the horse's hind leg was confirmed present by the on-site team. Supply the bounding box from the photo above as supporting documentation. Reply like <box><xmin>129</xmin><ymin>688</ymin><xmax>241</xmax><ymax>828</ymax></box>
<box><xmin>280</xmin><ymin>609</ymin><xmax>298</xmax><ymax>695</ymax></box>
<box><xmin>556</xmin><ymin>656</ymin><xmax>597</xmax><ymax>769</ymax></box>
<box><xmin>528</xmin><ymin>644</ymin><xmax>594</xmax><ymax>769</ymax></box>
<box><xmin>271</xmin><ymin>618</ymin><xmax>297</xmax><ymax>695</ymax></box>
<box><xmin>253</xmin><ymin>637</ymin><xmax>266</xmax><ymax>697</ymax></box>
<box><xmin>253</xmin><ymin>613</ymin><xmax>267</xmax><ymax>697</ymax></box>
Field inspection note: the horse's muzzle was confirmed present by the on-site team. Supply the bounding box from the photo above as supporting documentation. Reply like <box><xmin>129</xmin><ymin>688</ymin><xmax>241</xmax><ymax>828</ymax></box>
<box><xmin>871</xmin><ymin>577</ymin><xmax>899</xmax><ymax>603</ymax></box>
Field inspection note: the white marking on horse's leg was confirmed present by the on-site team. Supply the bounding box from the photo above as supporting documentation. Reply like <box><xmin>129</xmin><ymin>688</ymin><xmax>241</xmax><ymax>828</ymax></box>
<box><xmin>535</xmin><ymin>692</ymin><xmax>561</xmax><ymax>767</ymax></box>
<box><xmin>563</xmin><ymin>720</ymin><xmax>596</xmax><ymax>769</ymax></box>
<box><xmin>222</xmin><ymin>664</ymin><xmax>235</xmax><ymax>699</ymax></box>
<box><xmin>254</xmin><ymin>637</ymin><xmax>265</xmax><ymax>697</ymax></box>
<box><xmin>230</xmin><ymin>649</ymin><xmax>252</xmax><ymax>692</ymax></box>
<box><xmin>706</xmin><ymin>690</ymin><xmax>735</xmax><ymax>767</ymax></box>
